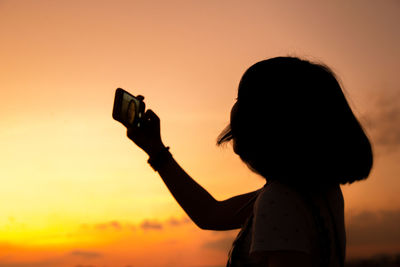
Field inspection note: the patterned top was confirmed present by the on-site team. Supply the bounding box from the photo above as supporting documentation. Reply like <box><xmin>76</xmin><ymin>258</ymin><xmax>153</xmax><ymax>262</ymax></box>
<box><xmin>227</xmin><ymin>181</ymin><xmax>346</xmax><ymax>267</ymax></box>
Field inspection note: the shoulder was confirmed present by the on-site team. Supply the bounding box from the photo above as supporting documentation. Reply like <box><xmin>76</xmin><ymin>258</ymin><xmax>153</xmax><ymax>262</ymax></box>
<box><xmin>250</xmin><ymin>181</ymin><xmax>313</xmax><ymax>254</ymax></box>
<box><xmin>255</xmin><ymin>181</ymin><xmax>306</xmax><ymax>216</ymax></box>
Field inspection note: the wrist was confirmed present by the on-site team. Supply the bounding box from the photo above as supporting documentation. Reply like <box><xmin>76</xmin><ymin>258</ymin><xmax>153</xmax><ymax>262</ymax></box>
<box><xmin>146</xmin><ymin>142</ymin><xmax>166</xmax><ymax>158</ymax></box>
<box><xmin>147</xmin><ymin>146</ymin><xmax>172</xmax><ymax>172</ymax></box>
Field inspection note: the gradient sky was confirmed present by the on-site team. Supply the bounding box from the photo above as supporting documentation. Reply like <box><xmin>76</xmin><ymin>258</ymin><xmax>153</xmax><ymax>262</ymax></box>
<box><xmin>1</xmin><ymin>0</ymin><xmax>400</xmax><ymax>266</ymax></box>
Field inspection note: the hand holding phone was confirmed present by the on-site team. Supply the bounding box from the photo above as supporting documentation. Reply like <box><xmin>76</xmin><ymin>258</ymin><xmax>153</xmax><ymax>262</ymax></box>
<box><xmin>112</xmin><ymin>88</ymin><xmax>165</xmax><ymax>155</ymax></box>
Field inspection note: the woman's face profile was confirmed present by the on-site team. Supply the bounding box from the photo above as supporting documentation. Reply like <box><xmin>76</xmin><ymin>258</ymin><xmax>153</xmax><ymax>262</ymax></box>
<box><xmin>230</xmin><ymin>102</ymin><xmax>240</xmax><ymax>155</ymax></box>
<box><xmin>230</xmin><ymin>102</ymin><xmax>239</xmax><ymax>124</ymax></box>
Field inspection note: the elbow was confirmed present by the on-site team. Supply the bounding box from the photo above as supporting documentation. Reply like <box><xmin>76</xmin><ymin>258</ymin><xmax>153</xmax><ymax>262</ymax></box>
<box><xmin>197</xmin><ymin>221</ymin><xmax>230</xmax><ymax>231</ymax></box>
<box><xmin>192</xmin><ymin>218</ymin><xmax>216</xmax><ymax>230</ymax></box>
<box><xmin>195</xmin><ymin>222</ymin><xmax>208</xmax><ymax>230</ymax></box>
<box><xmin>197</xmin><ymin>222</ymin><xmax>218</xmax><ymax>230</ymax></box>
<box><xmin>192</xmin><ymin>211</ymin><xmax>225</xmax><ymax>230</ymax></box>
<box><xmin>190</xmin><ymin>209</ymin><xmax>222</xmax><ymax>230</ymax></box>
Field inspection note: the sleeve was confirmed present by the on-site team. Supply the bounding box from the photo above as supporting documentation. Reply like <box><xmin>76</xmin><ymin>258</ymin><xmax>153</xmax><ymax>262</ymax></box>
<box><xmin>249</xmin><ymin>184</ymin><xmax>312</xmax><ymax>254</ymax></box>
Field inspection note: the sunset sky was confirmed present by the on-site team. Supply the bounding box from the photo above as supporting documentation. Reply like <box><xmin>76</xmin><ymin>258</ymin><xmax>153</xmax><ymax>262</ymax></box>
<box><xmin>1</xmin><ymin>0</ymin><xmax>400</xmax><ymax>266</ymax></box>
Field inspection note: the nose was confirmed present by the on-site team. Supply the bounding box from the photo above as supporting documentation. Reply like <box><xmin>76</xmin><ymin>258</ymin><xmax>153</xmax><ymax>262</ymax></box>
<box><xmin>232</xmin><ymin>139</ymin><xmax>239</xmax><ymax>155</ymax></box>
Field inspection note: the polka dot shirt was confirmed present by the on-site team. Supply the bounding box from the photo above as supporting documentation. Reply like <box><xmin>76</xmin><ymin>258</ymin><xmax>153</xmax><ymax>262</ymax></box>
<box><xmin>228</xmin><ymin>181</ymin><xmax>346</xmax><ymax>267</ymax></box>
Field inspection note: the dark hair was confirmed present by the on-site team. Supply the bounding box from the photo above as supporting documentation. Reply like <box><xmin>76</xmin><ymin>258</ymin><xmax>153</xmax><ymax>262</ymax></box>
<box><xmin>217</xmin><ymin>57</ymin><xmax>373</xmax><ymax>186</ymax></box>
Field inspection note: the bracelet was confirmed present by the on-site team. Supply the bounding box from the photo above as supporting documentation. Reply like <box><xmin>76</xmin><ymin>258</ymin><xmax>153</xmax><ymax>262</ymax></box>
<box><xmin>147</xmin><ymin>146</ymin><xmax>172</xmax><ymax>171</ymax></box>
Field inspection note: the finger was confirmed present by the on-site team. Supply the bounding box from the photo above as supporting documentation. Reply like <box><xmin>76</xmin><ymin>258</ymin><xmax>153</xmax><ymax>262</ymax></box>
<box><xmin>127</xmin><ymin>119</ymin><xmax>142</xmax><ymax>135</ymax></box>
<box><xmin>144</xmin><ymin>109</ymin><xmax>160</xmax><ymax>122</ymax></box>
<box><xmin>127</xmin><ymin>119</ymin><xmax>141</xmax><ymax>131</ymax></box>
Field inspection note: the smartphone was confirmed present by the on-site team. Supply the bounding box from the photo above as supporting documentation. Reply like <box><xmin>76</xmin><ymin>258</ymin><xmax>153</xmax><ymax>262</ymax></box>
<box><xmin>112</xmin><ymin>88</ymin><xmax>145</xmax><ymax>127</ymax></box>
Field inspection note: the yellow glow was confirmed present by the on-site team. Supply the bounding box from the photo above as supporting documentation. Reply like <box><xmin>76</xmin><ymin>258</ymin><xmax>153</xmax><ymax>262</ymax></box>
<box><xmin>0</xmin><ymin>0</ymin><xmax>399</xmax><ymax>265</ymax></box>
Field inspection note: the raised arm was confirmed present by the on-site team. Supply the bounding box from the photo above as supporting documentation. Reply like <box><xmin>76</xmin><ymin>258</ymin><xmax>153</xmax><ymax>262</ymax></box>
<box><xmin>127</xmin><ymin>110</ymin><xmax>259</xmax><ymax>230</ymax></box>
<box><xmin>156</xmin><ymin>155</ymin><xmax>259</xmax><ymax>230</ymax></box>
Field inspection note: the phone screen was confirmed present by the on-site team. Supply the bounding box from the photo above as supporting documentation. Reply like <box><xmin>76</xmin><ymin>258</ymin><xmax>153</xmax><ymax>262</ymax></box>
<box><xmin>120</xmin><ymin>92</ymin><xmax>137</xmax><ymax>125</ymax></box>
<box><xmin>126</xmin><ymin>98</ymin><xmax>136</xmax><ymax>125</ymax></box>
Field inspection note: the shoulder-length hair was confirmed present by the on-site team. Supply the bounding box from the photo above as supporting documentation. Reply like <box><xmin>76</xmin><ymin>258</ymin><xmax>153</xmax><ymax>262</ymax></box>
<box><xmin>217</xmin><ymin>57</ymin><xmax>373</xmax><ymax>186</ymax></box>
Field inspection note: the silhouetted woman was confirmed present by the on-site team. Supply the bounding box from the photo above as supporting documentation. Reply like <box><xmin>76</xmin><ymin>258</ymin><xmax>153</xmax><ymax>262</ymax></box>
<box><xmin>126</xmin><ymin>57</ymin><xmax>373</xmax><ymax>267</ymax></box>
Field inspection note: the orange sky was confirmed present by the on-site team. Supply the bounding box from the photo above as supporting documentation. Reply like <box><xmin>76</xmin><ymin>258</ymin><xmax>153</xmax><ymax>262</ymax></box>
<box><xmin>1</xmin><ymin>0</ymin><xmax>400</xmax><ymax>266</ymax></box>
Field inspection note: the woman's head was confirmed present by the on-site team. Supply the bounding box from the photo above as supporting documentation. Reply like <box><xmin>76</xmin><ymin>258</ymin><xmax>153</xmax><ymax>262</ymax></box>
<box><xmin>217</xmin><ymin>57</ymin><xmax>373</xmax><ymax>186</ymax></box>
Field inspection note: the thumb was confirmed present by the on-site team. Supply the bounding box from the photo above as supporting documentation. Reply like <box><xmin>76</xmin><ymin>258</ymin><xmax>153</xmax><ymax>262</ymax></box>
<box><xmin>143</xmin><ymin>109</ymin><xmax>160</xmax><ymax>123</ymax></box>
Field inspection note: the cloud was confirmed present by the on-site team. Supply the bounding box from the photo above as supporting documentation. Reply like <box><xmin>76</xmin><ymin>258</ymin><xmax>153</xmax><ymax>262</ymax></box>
<box><xmin>361</xmin><ymin>89</ymin><xmax>400</xmax><ymax>151</ymax></box>
<box><xmin>83</xmin><ymin>216</ymin><xmax>190</xmax><ymax>233</ymax></box>
<box><xmin>109</xmin><ymin>220</ymin><xmax>122</xmax><ymax>230</ymax></box>
<box><xmin>139</xmin><ymin>216</ymin><xmax>191</xmax><ymax>230</ymax></box>
<box><xmin>167</xmin><ymin>216</ymin><xmax>191</xmax><ymax>226</ymax></box>
<box><xmin>69</xmin><ymin>250</ymin><xmax>102</xmax><ymax>259</ymax></box>
<box><xmin>0</xmin><ymin>260</ymin><xmax>59</xmax><ymax>267</ymax></box>
<box><xmin>346</xmin><ymin>209</ymin><xmax>400</xmax><ymax>246</ymax></box>
<box><xmin>94</xmin><ymin>220</ymin><xmax>122</xmax><ymax>231</ymax></box>
<box><xmin>140</xmin><ymin>219</ymin><xmax>163</xmax><ymax>230</ymax></box>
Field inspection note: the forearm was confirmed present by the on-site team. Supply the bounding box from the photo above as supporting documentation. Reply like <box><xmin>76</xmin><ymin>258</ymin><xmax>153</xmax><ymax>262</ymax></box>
<box><xmin>155</xmin><ymin>153</ymin><xmax>219</xmax><ymax>229</ymax></box>
<box><xmin>149</xmin><ymin>147</ymin><xmax>259</xmax><ymax>230</ymax></box>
